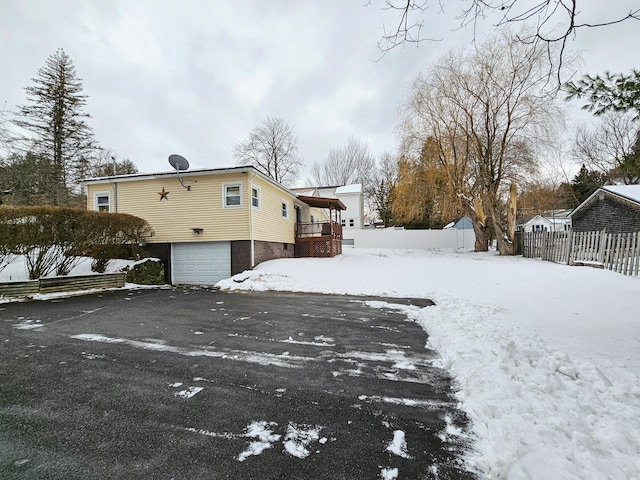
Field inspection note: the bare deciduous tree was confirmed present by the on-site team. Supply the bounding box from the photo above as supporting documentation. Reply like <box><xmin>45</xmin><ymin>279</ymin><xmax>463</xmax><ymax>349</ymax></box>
<box><xmin>233</xmin><ymin>116</ymin><xmax>302</xmax><ymax>187</ymax></box>
<box><xmin>392</xmin><ymin>137</ymin><xmax>468</xmax><ymax>229</ymax></box>
<box><xmin>0</xmin><ymin>105</ymin><xmax>11</xmax><ymax>155</ymax></box>
<box><xmin>399</xmin><ymin>30</ymin><xmax>564</xmax><ymax>253</ymax></box>
<box><xmin>0</xmin><ymin>151</ymin><xmax>61</xmax><ymax>206</ymax></box>
<box><xmin>366</xmin><ymin>151</ymin><xmax>399</xmax><ymax>227</ymax></box>
<box><xmin>373</xmin><ymin>1</ymin><xmax>639</xmax><ymax>79</ymax></box>
<box><xmin>309</xmin><ymin>136</ymin><xmax>375</xmax><ymax>187</ymax></box>
<box><xmin>572</xmin><ymin>112</ymin><xmax>639</xmax><ymax>184</ymax></box>
<box><xmin>91</xmin><ymin>148</ymin><xmax>139</xmax><ymax>177</ymax></box>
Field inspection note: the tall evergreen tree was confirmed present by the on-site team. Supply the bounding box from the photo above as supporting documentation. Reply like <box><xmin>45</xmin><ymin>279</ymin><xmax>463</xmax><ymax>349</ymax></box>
<box><xmin>571</xmin><ymin>164</ymin><xmax>606</xmax><ymax>205</ymax></box>
<box><xmin>615</xmin><ymin>130</ymin><xmax>640</xmax><ymax>184</ymax></box>
<box><xmin>13</xmin><ymin>49</ymin><xmax>97</xmax><ymax>204</ymax></box>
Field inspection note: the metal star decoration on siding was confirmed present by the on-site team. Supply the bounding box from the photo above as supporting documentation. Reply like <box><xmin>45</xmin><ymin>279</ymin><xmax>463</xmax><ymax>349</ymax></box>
<box><xmin>158</xmin><ymin>187</ymin><xmax>170</xmax><ymax>201</ymax></box>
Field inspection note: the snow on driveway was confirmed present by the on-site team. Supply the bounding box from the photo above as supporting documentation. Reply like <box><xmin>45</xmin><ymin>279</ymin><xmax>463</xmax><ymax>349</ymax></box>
<box><xmin>217</xmin><ymin>247</ymin><xmax>640</xmax><ymax>480</ymax></box>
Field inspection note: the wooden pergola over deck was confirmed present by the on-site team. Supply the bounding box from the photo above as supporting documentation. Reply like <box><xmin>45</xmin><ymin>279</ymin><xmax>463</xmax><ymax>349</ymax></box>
<box><xmin>295</xmin><ymin>195</ymin><xmax>346</xmax><ymax>258</ymax></box>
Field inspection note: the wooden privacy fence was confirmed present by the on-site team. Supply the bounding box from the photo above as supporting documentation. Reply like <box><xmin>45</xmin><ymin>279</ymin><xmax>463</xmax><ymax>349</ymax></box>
<box><xmin>522</xmin><ymin>230</ymin><xmax>640</xmax><ymax>276</ymax></box>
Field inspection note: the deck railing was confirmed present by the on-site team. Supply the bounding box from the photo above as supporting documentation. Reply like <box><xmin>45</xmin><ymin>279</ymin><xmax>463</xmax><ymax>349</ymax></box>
<box><xmin>295</xmin><ymin>221</ymin><xmax>342</xmax><ymax>239</ymax></box>
<box><xmin>294</xmin><ymin>222</ymin><xmax>343</xmax><ymax>258</ymax></box>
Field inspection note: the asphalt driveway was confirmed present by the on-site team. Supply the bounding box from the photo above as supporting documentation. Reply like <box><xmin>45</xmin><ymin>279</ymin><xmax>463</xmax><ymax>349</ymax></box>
<box><xmin>0</xmin><ymin>288</ymin><xmax>475</xmax><ymax>479</ymax></box>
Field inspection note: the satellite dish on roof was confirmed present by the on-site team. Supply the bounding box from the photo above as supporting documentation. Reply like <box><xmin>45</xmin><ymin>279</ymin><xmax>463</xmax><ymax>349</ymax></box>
<box><xmin>168</xmin><ymin>154</ymin><xmax>193</xmax><ymax>190</ymax></box>
<box><xmin>169</xmin><ymin>154</ymin><xmax>190</xmax><ymax>171</ymax></box>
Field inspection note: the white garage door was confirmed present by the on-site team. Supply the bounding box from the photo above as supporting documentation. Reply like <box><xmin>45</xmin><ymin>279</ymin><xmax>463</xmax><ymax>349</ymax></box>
<box><xmin>171</xmin><ymin>242</ymin><xmax>231</xmax><ymax>285</ymax></box>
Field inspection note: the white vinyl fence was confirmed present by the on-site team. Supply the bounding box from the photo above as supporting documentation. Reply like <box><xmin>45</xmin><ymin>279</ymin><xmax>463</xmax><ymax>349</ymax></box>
<box><xmin>344</xmin><ymin>228</ymin><xmax>476</xmax><ymax>251</ymax></box>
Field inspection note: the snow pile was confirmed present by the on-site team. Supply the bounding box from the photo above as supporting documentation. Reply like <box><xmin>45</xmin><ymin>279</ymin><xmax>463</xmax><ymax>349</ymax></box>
<box><xmin>283</xmin><ymin>423</ymin><xmax>323</xmax><ymax>459</ymax></box>
<box><xmin>0</xmin><ymin>255</ymin><xmax>137</xmax><ymax>282</ymax></box>
<box><xmin>216</xmin><ymin>247</ymin><xmax>640</xmax><ymax>479</ymax></box>
<box><xmin>174</xmin><ymin>386</ymin><xmax>204</xmax><ymax>399</ymax></box>
<box><xmin>386</xmin><ymin>430</ymin><xmax>412</xmax><ymax>459</ymax></box>
<box><xmin>237</xmin><ymin>421</ymin><xmax>282</xmax><ymax>462</ymax></box>
<box><xmin>414</xmin><ymin>296</ymin><xmax>640</xmax><ymax>478</ymax></box>
<box><xmin>380</xmin><ymin>467</ymin><xmax>399</xmax><ymax>479</ymax></box>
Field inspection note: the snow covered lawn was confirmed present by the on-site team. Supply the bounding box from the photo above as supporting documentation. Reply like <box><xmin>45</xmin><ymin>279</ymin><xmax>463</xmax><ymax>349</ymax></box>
<box><xmin>217</xmin><ymin>248</ymin><xmax>640</xmax><ymax>479</ymax></box>
<box><xmin>0</xmin><ymin>256</ymin><xmax>136</xmax><ymax>283</ymax></box>
<box><xmin>0</xmin><ymin>256</ymin><xmax>146</xmax><ymax>300</ymax></box>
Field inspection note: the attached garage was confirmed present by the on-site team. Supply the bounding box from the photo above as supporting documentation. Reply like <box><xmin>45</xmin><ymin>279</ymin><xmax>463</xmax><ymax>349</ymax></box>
<box><xmin>171</xmin><ymin>242</ymin><xmax>231</xmax><ymax>286</ymax></box>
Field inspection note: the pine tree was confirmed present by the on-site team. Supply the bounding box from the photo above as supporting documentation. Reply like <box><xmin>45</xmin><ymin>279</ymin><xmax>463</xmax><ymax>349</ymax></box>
<box><xmin>615</xmin><ymin>130</ymin><xmax>640</xmax><ymax>184</ymax></box>
<box><xmin>14</xmin><ymin>49</ymin><xmax>97</xmax><ymax>204</ymax></box>
<box><xmin>565</xmin><ymin>70</ymin><xmax>640</xmax><ymax>120</ymax></box>
<box><xmin>571</xmin><ymin>164</ymin><xmax>606</xmax><ymax>205</ymax></box>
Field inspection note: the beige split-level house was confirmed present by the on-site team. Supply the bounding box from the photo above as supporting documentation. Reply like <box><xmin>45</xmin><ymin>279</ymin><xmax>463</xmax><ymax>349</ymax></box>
<box><xmin>83</xmin><ymin>166</ymin><xmax>345</xmax><ymax>286</ymax></box>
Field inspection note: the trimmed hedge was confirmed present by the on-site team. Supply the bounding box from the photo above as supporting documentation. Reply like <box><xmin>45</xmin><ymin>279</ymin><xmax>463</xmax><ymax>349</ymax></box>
<box><xmin>0</xmin><ymin>206</ymin><xmax>154</xmax><ymax>279</ymax></box>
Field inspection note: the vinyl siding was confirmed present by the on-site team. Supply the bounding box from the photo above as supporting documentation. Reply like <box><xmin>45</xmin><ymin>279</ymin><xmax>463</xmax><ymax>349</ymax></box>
<box><xmin>250</xmin><ymin>176</ymin><xmax>300</xmax><ymax>243</ymax></box>
<box><xmin>87</xmin><ymin>173</ymin><xmax>250</xmax><ymax>243</ymax></box>
<box><xmin>310</xmin><ymin>207</ymin><xmax>329</xmax><ymax>222</ymax></box>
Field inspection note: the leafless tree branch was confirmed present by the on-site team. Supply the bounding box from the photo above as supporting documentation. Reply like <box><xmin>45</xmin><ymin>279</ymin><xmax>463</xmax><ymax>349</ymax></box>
<box><xmin>371</xmin><ymin>1</ymin><xmax>640</xmax><ymax>79</ymax></box>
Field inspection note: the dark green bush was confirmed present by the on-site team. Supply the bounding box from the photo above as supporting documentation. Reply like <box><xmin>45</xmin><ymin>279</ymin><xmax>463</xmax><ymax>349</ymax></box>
<box><xmin>122</xmin><ymin>258</ymin><xmax>165</xmax><ymax>285</ymax></box>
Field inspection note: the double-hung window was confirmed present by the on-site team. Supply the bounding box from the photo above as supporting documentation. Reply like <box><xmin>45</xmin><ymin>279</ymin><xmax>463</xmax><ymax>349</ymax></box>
<box><xmin>251</xmin><ymin>186</ymin><xmax>260</xmax><ymax>209</ymax></box>
<box><xmin>281</xmin><ymin>200</ymin><xmax>289</xmax><ymax>219</ymax></box>
<box><xmin>94</xmin><ymin>192</ymin><xmax>110</xmax><ymax>212</ymax></box>
<box><xmin>224</xmin><ymin>183</ymin><xmax>242</xmax><ymax>208</ymax></box>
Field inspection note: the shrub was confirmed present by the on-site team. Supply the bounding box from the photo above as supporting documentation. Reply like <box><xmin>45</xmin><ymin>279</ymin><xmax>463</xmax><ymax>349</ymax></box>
<box><xmin>0</xmin><ymin>206</ymin><xmax>154</xmax><ymax>279</ymax></box>
<box><xmin>122</xmin><ymin>258</ymin><xmax>165</xmax><ymax>285</ymax></box>
<box><xmin>82</xmin><ymin>211</ymin><xmax>154</xmax><ymax>272</ymax></box>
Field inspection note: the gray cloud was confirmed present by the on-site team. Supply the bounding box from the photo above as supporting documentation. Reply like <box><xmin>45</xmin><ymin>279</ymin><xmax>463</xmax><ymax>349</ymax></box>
<box><xmin>1</xmin><ymin>0</ymin><xmax>637</xmax><ymax>184</ymax></box>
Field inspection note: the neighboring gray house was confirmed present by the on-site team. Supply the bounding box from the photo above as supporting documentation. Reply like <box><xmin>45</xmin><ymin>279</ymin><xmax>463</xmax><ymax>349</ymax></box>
<box><xmin>570</xmin><ymin>185</ymin><xmax>640</xmax><ymax>233</ymax></box>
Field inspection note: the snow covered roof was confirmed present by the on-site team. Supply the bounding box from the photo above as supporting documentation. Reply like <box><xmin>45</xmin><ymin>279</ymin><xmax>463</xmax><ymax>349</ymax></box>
<box><xmin>290</xmin><ymin>187</ymin><xmax>318</xmax><ymax>197</ymax></box>
<box><xmin>571</xmin><ymin>184</ymin><xmax>640</xmax><ymax>217</ymax></box>
<box><xmin>602</xmin><ymin>185</ymin><xmax>640</xmax><ymax>204</ymax></box>
<box><xmin>335</xmin><ymin>183</ymin><xmax>362</xmax><ymax>194</ymax></box>
<box><xmin>523</xmin><ymin>215</ymin><xmax>552</xmax><ymax>226</ymax></box>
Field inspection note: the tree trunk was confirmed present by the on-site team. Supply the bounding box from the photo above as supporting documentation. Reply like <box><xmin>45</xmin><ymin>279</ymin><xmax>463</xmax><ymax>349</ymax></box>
<box><xmin>486</xmin><ymin>198</ymin><xmax>515</xmax><ymax>256</ymax></box>
<box><xmin>472</xmin><ymin>220</ymin><xmax>491</xmax><ymax>252</ymax></box>
<box><xmin>467</xmin><ymin>200</ymin><xmax>491</xmax><ymax>252</ymax></box>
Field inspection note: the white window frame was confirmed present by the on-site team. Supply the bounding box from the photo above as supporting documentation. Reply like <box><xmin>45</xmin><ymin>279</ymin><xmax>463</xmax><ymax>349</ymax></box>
<box><xmin>223</xmin><ymin>183</ymin><xmax>243</xmax><ymax>209</ymax></box>
<box><xmin>94</xmin><ymin>191</ymin><xmax>111</xmax><ymax>212</ymax></box>
<box><xmin>251</xmin><ymin>185</ymin><xmax>260</xmax><ymax>209</ymax></box>
<box><xmin>281</xmin><ymin>199</ymin><xmax>289</xmax><ymax>219</ymax></box>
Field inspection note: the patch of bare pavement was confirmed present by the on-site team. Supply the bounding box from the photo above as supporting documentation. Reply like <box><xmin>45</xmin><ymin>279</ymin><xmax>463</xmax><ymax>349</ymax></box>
<box><xmin>0</xmin><ymin>288</ymin><xmax>476</xmax><ymax>479</ymax></box>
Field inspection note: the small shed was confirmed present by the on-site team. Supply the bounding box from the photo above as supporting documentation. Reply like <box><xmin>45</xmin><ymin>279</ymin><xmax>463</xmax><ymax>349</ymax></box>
<box><xmin>570</xmin><ymin>185</ymin><xmax>640</xmax><ymax>233</ymax></box>
<box><xmin>443</xmin><ymin>216</ymin><xmax>473</xmax><ymax>230</ymax></box>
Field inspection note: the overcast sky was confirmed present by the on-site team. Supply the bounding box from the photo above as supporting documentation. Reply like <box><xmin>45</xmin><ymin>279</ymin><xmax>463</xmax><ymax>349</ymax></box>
<box><xmin>1</xmin><ymin>1</ymin><xmax>638</xmax><ymax>185</ymax></box>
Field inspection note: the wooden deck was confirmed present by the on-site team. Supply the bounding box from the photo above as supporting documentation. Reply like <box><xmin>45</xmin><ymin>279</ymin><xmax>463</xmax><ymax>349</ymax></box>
<box><xmin>295</xmin><ymin>222</ymin><xmax>343</xmax><ymax>258</ymax></box>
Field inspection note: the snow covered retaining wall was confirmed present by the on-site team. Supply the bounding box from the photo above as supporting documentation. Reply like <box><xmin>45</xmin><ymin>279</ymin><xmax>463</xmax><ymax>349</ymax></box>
<box><xmin>0</xmin><ymin>272</ymin><xmax>126</xmax><ymax>298</ymax></box>
<box><xmin>345</xmin><ymin>228</ymin><xmax>475</xmax><ymax>250</ymax></box>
